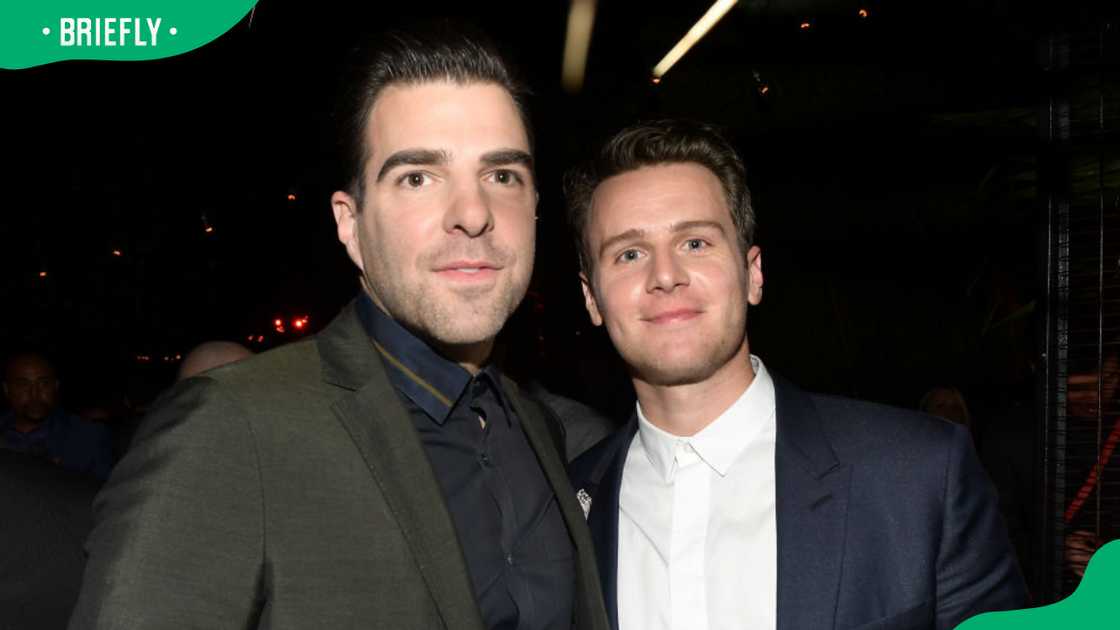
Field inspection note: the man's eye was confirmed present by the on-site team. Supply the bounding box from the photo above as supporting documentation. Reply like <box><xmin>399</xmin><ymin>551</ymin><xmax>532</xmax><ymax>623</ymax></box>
<box><xmin>617</xmin><ymin>249</ymin><xmax>642</xmax><ymax>263</ymax></box>
<box><xmin>684</xmin><ymin>238</ymin><xmax>707</xmax><ymax>250</ymax></box>
<box><xmin>399</xmin><ymin>172</ymin><xmax>429</xmax><ymax>188</ymax></box>
<box><xmin>490</xmin><ymin>169</ymin><xmax>523</xmax><ymax>186</ymax></box>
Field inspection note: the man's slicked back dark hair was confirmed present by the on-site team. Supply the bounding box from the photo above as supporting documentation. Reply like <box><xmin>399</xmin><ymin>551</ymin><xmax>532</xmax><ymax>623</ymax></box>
<box><xmin>337</xmin><ymin>21</ymin><xmax>532</xmax><ymax>203</ymax></box>
<box><xmin>563</xmin><ymin>119</ymin><xmax>755</xmax><ymax>273</ymax></box>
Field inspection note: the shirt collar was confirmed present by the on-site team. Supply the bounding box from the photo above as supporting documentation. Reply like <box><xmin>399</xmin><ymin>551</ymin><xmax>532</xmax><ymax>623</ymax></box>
<box><xmin>356</xmin><ymin>292</ymin><xmax>483</xmax><ymax>424</ymax></box>
<box><xmin>636</xmin><ymin>355</ymin><xmax>776</xmax><ymax>482</ymax></box>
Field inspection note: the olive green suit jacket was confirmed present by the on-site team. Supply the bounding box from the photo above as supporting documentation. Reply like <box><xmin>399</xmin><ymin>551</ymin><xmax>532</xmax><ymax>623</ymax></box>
<box><xmin>69</xmin><ymin>302</ymin><xmax>610</xmax><ymax>630</ymax></box>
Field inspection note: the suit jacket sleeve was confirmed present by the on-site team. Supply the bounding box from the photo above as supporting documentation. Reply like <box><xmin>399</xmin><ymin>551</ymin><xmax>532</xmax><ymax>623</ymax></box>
<box><xmin>69</xmin><ymin>377</ymin><xmax>265</xmax><ymax>629</ymax></box>
<box><xmin>935</xmin><ymin>424</ymin><xmax>1028</xmax><ymax>629</ymax></box>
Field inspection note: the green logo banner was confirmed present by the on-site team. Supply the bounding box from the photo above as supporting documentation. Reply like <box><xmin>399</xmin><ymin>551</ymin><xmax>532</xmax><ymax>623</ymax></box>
<box><xmin>959</xmin><ymin>539</ymin><xmax>1119</xmax><ymax>629</ymax></box>
<box><xmin>0</xmin><ymin>1</ymin><xmax>258</xmax><ymax>69</ymax></box>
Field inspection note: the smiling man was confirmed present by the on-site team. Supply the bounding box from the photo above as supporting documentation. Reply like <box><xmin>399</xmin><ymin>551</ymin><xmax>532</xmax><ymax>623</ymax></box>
<box><xmin>565</xmin><ymin>120</ymin><xmax>1027</xmax><ymax>630</ymax></box>
<box><xmin>71</xmin><ymin>26</ymin><xmax>609</xmax><ymax>630</ymax></box>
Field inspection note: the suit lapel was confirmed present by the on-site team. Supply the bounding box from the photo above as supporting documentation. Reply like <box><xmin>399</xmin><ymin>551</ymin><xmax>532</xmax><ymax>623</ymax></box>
<box><xmin>320</xmin><ymin>304</ymin><xmax>484</xmax><ymax>630</ymax></box>
<box><xmin>573</xmin><ymin>376</ymin><xmax>848</xmax><ymax>630</ymax></box>
<box><xmin>581</xmin><ymin>418</ymin><xmax>637</xmax><ymax>630</ymax></box>
<box><xmin>503</xmin><ymin>377</ymin><xmax>611</xmax><ymax>630</ymax></box>
<box><xmin>773</xmin><ymin>376</ymin><xmax>851</xmax><ymax>630</ymax></box>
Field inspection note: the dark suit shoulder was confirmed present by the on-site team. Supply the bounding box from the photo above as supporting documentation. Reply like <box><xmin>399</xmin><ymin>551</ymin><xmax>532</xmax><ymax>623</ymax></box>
<box><xmin>178</xmin><ymin>339</ymin><xmax>332</xmax><ymax>415</ymax></box>
<box><xmin>132</xmin><ymin>339</ymin><xmax>334</xmax><ymax>459</ymax></box>
<box><xmin>529</xmin><ymin>388</ymin><xmax>618</xmax><ymax>461</ymax></box>
<box><xmin>796</xmin><ymin>390</ymin><xmax>991</xmax><ymax>554</ymax></box>
<box><xmin>568</xmin><ymin>420</ymin><xmax>635</xmax><ymax>490</ymax></box>
<box><xmin>201</xmin><ymin>338</ymin><xmax>320</xmax><ymax>390</ymax></box>
<box><xmin>807</xmin><ymin>392</ymin><xmax>964</xmax><ymax>461</ymax></box>
<box><xmin>76</xmin><ymin>374</ymin><xmax>268</xmax><ymax>628</ymax></box>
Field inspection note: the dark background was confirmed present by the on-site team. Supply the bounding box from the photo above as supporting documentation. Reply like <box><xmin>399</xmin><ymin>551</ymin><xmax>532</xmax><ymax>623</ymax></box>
<box><xmin>3</xmin><ymin>0</ymin><xmax>1111</xmax><ymax>417</ymax></box>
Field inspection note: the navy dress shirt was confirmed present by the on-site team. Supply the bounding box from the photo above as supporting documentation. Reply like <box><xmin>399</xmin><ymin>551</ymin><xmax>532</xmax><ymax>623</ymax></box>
<box><xmin>0</xmin><ymin>409</ymin><xmax>112</xmax><ymax>480</ymax></box>
<box><xmin>357</xmin><ymin>294</ymin><xmax>575</xmax><ymax>630</ymax></box>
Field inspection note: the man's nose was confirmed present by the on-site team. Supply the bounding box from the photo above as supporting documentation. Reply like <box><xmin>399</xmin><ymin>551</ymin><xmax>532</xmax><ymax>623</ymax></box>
<box><xmin>444</xmin><ymin>181</ymin><xmax>494</xmax><ymax>238</ymax></box>
<box><xmin>646</xmin><ymin>251</ymin><xmax>689</xmax><ymax>293</ymax></box>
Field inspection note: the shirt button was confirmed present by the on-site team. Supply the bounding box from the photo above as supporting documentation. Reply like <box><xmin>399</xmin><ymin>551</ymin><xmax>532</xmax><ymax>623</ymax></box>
<box><xmin>505</xmin><ymin>553</ymin><xmax>514</xmax><ymax>566</ymax></box>
<box><xmin>480</xmin><ymin>453</ymin><xmax>491</xmax><ymax>467</ymax></box>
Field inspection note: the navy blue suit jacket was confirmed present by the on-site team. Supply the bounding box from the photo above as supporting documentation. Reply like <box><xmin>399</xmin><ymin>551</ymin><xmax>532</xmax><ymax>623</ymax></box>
<box><xmin>569</xmin><ymin>376</ymin><xmax>1027</xmax><ymax>630</ymax></box>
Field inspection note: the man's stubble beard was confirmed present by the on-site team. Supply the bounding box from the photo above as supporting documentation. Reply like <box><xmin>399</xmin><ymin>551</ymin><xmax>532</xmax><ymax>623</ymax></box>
<box><xmin>363</xmin><ymin>238</ymin><xmax>533</xmax><ymax>347</ymax></box>
<box><xmin>625</xmin><ymin>323</ymin><xmax>748</xmax><ymax>387</ymax></box>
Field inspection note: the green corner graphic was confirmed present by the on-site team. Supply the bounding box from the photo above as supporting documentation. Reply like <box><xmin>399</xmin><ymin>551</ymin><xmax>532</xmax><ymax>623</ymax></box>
<box><xmin>1</xmin><ymin>1</ymin><xmax>258</xmax><ymax>69</ymax></box>
<box><xmin>959</xmin><ymin>539</ymin><xmax>1119</xmax><ymax>629</ymax></box>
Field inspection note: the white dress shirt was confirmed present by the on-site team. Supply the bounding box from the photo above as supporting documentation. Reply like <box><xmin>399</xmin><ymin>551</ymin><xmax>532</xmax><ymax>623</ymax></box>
<box><xmin>617</xmin><ymin>356</ymin><xmax>777</xmax><ymax>630</ymax></box>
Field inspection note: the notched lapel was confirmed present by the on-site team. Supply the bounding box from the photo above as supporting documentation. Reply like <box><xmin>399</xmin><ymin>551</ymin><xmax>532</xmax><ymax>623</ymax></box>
<box><xmin>503</xmin><ymin>377</ymin><xmax>611</xmax><ymax>630</ymax></box>
<box><xmin>580</xmin><ymin>419</ymin><xmax>636</xmax><ymax>630</ymax></box>
<box><xmin>776</xmin><ymin>455</ymin><xmax>851</xmax><ymax>630</ymax></box>
<box><xmin>774</xmin><ymin>376</ymin><xmax>852</xmax><ymax>630</ymax></box>
<box><xmin>332</xmin><ymin>383</ymin><xmax>484</xmax><ymax>630</ymax></box>
<box><xmin>503</xmin><ymin>377</ymin><xmax>586</xmax><ymax>534</ymax></box>
<box><xmin>322</xmin><ymin>305</ymin><xmax>483</xmax><ymax>630</ymax></box>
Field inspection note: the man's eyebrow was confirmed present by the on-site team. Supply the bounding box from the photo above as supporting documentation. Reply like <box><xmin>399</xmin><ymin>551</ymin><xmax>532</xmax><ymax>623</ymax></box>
<box><xmin>375</xmin><ymin>149</ymin><xmax>450</xmax><ymax>182</ymax></box>
<box><xmin>480</xmin><ymin>149</ymin><xmax>534</xmax><ymax>170</ymax></box>
<box><xmin>670</xmin><ymin>220</ymin><xmax>726</xmax><ymax>234</ymax></box>
<box><xmin>598</xmin><ymin>228</ymin><xmax>645</xmax><ymax>260</ymax></box>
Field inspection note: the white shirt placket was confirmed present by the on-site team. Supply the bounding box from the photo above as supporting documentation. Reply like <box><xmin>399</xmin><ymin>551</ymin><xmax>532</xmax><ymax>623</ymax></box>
<box><xmin>670</xmin><ymin>442</ymin><xmax>710</xmax><ymax>630</ymax></box>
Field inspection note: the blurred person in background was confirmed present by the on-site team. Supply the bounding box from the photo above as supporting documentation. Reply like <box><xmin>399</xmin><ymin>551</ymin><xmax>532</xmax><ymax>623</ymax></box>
<box><xmin>919</xmin><ymin>385</ymin><xmax>972</xmax><ymax>431</ymax></box>
<box><xmin>176</xmin><ymin>340</ymin><xmax>254</xmax><ymax>381</ymax></box>
<box><xmin>1</xmin><ymin>352</ymin><xmax>112</xmax><ymax>481</ymax></box>
<box><xmin>1063</xmin><ymin>350</ymin><xmax>1120</xmax><ymax>579</ymax></box>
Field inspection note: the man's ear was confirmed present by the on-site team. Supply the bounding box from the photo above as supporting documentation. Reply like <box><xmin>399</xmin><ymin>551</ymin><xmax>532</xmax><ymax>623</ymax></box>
<box><xmin>331</xmin><ymin>190</ymin><xmax>364</xmax><ymax>272</ymax></box>
<box><xmin>746</xmin><ymin>245</ymin><xmax>763</xmax><ymax>305</ymax></box>
<box><xmin>580</xmin><ymin>271</ymin><xmax>604</xmax><ymax>327</ymax></box>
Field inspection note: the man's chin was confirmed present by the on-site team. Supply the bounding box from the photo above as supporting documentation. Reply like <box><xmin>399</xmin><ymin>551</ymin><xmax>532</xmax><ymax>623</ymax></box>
<box><xmin>426</xmin><ymin>292</ymin><xmax>525</xmax><ymax>343</ymax></box>
<box><xmin>430</xmin><ymin>328</ymin><xmax>500</xmax><ymax>347</ymax></box>
<box><xmin>631</xmin><ymin>358</ymin><xmax>718</xmax><ymax>388</ymax></box>
<box><xmin>418</xmin><ymin>311</ymin><xmax>507</xmax><ymax>349</ymax></box>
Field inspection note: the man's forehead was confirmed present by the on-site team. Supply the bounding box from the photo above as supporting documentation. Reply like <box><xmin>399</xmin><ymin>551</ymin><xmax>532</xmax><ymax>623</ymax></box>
<box><xmin>589</xmin><ymin>163</ymin><xmax>730</xmax><ymax>232</ymax></box>
<box><xmin>365</xmin><ymin>80</ymin><xmax>528</xmax><ymax>163</ymax></box>
<box><xmin>599</xmin><ymin>162</ymin><xmax>722</xmax><ymax>194</ymax></box>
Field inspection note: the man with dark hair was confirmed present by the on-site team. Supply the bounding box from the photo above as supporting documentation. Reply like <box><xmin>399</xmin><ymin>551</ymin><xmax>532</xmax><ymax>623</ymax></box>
<box><xmin>71</xmin><ymin>26</ymin><xmax>609</xmax><ymax>630</ymax></box>
<box><xmin>566</xmin><ymin>120</ymin><xmax>1027</xmax><ymax>630</ymax></box>
<box><xmin>335</xmin><ymin>24</ymin><xmax>535</xmax><ymax>206</ymax></box>
<box><xmin>1</xmin><ymin>352</ymin><xmax>112</xmax><ymax>480</ymax></box>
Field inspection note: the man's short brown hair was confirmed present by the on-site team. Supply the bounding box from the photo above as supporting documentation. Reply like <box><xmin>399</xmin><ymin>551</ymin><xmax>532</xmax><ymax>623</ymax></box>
<box><xmin>336</xmin><ymin>22</ymin><xmax>533</xmax><ymax>206</ymax></box>
<box><xmin>563</xmin><ymin>119</ymin><xmax>755</xmax><ymax>272</ymax></box>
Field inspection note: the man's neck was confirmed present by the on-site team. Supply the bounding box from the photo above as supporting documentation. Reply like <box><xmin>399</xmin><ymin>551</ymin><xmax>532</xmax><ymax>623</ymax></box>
<box><xmin>632</xmin><ymin>343</ymin><xmax>755</xmax><ymax>437</ymax></box>
<box><xmin>431</xmin><ymin>339</ymin><xmax>494</xmax><ymax>376</ymax></box>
